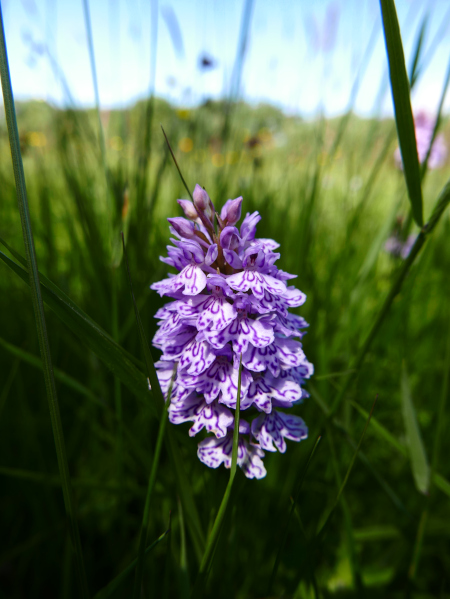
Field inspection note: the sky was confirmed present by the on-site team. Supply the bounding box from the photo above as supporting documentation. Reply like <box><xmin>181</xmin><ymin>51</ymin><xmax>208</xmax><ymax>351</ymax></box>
<box><xmin>2</xmin><ymin>0</ymin><xmax>450</xmax><ymax>118</ymax></box>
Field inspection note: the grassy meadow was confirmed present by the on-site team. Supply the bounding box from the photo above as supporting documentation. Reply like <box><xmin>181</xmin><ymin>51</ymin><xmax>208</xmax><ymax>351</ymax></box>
<box><xmin>1</xmin><ymin>3</ymin><xmax>450</xmax><ymax>598</ymax></box>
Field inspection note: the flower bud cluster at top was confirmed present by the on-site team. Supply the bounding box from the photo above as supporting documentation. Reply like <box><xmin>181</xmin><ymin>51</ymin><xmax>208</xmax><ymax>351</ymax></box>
<box><xmin>151</xmin><ymin>184</ymin><xmax>313</xmax><ymax>479</ymax></box>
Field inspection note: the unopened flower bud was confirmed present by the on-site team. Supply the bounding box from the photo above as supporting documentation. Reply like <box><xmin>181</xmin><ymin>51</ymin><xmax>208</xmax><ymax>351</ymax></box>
<box><xmin>220</xmin><ymin>196</ymin><xmax>243</xmax><ymax>226</ymax></box>
<box><xmin>177</xmin><ymin>199</ymin><xmax>199</xmax><ymax>220</ymax></box>
<box><xmin>168</xmin><ymin>217</ymin><xmax>195</xmax><ymax>239</ymax></box>
<box><xmin>193</xmin><ymin>184</ymin><xmax>215</xmax><ymax>221</ymax></box>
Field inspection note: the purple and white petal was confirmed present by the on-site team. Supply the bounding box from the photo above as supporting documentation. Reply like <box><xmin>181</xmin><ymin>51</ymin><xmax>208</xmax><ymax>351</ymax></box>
<box><xmin>197</xmin><ymin>433</ymin><xmax>267</xmax><ymax>479</ymax></box>
<box><xmin>240</xmin><ymin>211</ymin><xmax>261</xmax><ymax>243</ymax></box>
<box><xmin>197</xmin><ymin>296</ymin><xmax>237</xmax><ymax>332</ymax></box>
<box><xmin>178</xmin><ymin>337</ymin><xmax>217</xmax><ymax>375</ymax></box>
<box><xmin>205</xmin><ymin>243</ymin><xmax>218</xmax><ymax>265</ymax></box>
<box><xmin>179</xmin><ymin>264</ymin><xmax>207</xmax><ymax>295</ymax></box>
<box><xmin>251</xmin><ymin>411</ymin><xmax>308</xmax><ymax>453</ymax></box>
<box><xmin>282</xmin><ymin>286</ymin><xmax>306</xmax><ymax>307</ymax></box>
<box><xmin>169</xmin><ymin>395</ymin><xmax>234</xmax><ymax>438</ymax></box>
<box><xmin>223</xmin><ymin>248</ymin><xmax>243</xmax><ymax>269</ymax></box>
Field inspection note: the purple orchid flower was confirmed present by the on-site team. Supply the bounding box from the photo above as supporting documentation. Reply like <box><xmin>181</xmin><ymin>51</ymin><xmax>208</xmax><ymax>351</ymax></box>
<box><xmin>150</xmin><ymin>185</ymin><xmax>313</xmax><ymax>479</ymax></box>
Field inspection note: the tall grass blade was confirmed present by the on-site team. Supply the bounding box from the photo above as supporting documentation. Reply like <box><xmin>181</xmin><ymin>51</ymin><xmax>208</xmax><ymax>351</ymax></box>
<box><xmin>319</xmin><ymin>395</ymin><xmax>377</xmax><ymax>536</ymax></box>
<box><xmin>131</xmin><ymin>385</ymin><xmax>170</xmax><ymax>599</ymax></box>
<box><xmin>165</xmin><ymin>429</ymin><xmax>205</xmax><ymax>563</ymax></box>
<box><xmin>0</xmin><ymin>336</ymin><xmax>106</xmax><ymax>409</ymax></box>
<box><xmin>350</xmin><ymin>399</ymin><xmax>450</xmax><ymax>500</ymax></box>
<box><xmin>431</xmin><ymin>315</ymin><xmax>450</xmax><ymax>479</ymax></box>
<box><xmin>401</xmin><ymin>363</ymin><xmax>430</xmax><ymax>494</ymax></box>
<box><xmin>421</xmin><ymin>54</ymin><xmax>450</xmax><ymax>180</ymax></box>
<box><xmin>161</xmin><ymin>125</ymin><xmax>193</xmax><ymax>201</ymax></box>
<box><xmin>0</xmin><ymin>466</ymin><xmax>143</xmax><ymax>493</ymax></box>
<box><xmin>121</xmin><ymin>233</ymin><xmax>163</xmax><ymax>406</ymax></box>
<box><xmin>93</xmin><ymin>529</ymin><xmax>170</xmax><ymax>599</ymax></box>
<box><xmin>325</xmin><ymin>427</ymin><xmax>363</xmax><ymax>592</ymax></box>
<box><xmin>0</xmin><ymin>9</ymin><xmax>89</xmax><ymax>597</ymax></box>
<box><xmin>380</xmin><ymin>0</ymin><xmax>423</xmax><ymax>226</ymax></box>
<box><xmin>0</xmin><ymin>247</ymin><xmax>153</xmax><ymax>410</ymax></box>
<box><xmin>293</xmin><ymin>397</ymin><xmax>377</xmax><ymax>587</ymax></box>
<box><xmin>121</xmin><ymin>233</ymin><xmax>173</xmax><ymax>597</ymax></box>
<box><xmin>0</xmin><ymin>357</ymin><xmax>19</xmax><ymax>422</ymax></box>
<box><xmin>177</xmin><ymin>496</ymin><xmax>190</xmax><ymax>599</ymax></box>
<box><xmin>82</xmin><ymin>0</ymin><xmax>109</xmax><ymax>202</ymax></box>
<box><xmin>269</xmin><ymin>436</ymin><xmax>322</xmax><ymax>593</ymax></box>
<box><xmin>409</xmin><ymin>15</ymin><xmax>428</xmax><ymax>88</ymax></box>
<box><xmin>309</xmin><ymin>385</ymin><xmax>407</xmax><ymax>513</ymax></box>
<box><xmin>328</xmin><ymin>177</ymin><xmax>450</xmax><ymax>418</ymax></box>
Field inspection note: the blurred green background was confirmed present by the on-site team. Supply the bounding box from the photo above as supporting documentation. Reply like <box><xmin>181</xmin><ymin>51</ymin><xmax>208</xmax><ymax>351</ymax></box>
<box><xmin>1</xmin><ymin>1</ymin><xmax>450</xmax><ymax>598</ymax></box>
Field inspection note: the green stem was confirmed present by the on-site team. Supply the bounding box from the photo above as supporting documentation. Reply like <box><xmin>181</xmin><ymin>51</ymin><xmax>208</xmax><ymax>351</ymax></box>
<box><xmin>193</xmin><ymin>355</ymin><xmax>243</xmax><ymax>595</ymax></box>
<box><xmin>0</xmin><ymin>7</ymin><xmax>89</xmax><ymax>597</ymax></box>
<box><xmin>329</xmin><ymin>179</ymin><xmax>450</xmax><ymax>418</ymax></box>
<box><xmin>409</xmin><ymin>312</ymin><xmax>450</xmax><ymax>580</ymax></box>
<box><xmin>132</xmin><ymin>397</ymin><xmax>171</xmax><ymax>598</ymax></box>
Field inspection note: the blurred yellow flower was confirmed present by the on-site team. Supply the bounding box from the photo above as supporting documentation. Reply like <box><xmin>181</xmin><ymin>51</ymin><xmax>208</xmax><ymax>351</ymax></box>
<box><xmin>179</xmin><ymin>137</ymin><xmax>193</xmax><ymax>153</ymax></box>
<box><xmin>29</xmin><ymin>132</ymin><xmax>47</xmax><ymax>147</ymax></box>
<box><xmin>177</xmin><ymin>109</ymin><xmax>190</xmax><ymax>120</ymax></box>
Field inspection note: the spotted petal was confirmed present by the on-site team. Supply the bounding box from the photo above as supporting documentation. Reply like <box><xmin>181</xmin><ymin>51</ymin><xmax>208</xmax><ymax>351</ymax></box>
<box><xmin>197</xmin><ymin>433</ymin><xmax>266</xmax><ymax>479</ymax></box>
<box><xmin>205</xmin><ymin>315</ymin><xmax>274</xmax><ymax>354</ymax></box>
<box><xmin>179</xmin><ymin>264</ymin><xmax>207</xmax><ymax>295</ymax></box>
<box><xmin>169</xmin><ymin>395</ymin><xmax>234</xmax><ymax>438</ymax></box>
<box><xmin>197</xmin><ymin>296</ymin><xmax>237</xmax><ymax>332</ymax></box>
<box><xmin>251</xmin><ymin>411</ymin><xmax>308</xmax><ymax>453</ymax></box>
<box><xmin>178</xmin><ymin>337</ymin><xmax>216</xmax><ymax>375</ymax></box>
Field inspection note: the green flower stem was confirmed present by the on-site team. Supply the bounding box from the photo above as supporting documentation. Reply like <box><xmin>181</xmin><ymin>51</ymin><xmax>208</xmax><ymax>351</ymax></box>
<box><xmin>193</xmin><ymin>355</ymin><xmax>243</xmax><ymax>596</ymax></box>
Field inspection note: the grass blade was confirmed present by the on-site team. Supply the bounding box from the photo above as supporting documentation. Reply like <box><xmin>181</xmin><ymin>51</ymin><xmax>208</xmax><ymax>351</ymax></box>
<box><xmin>269</xmin><ymin>436</ymin><xmax>322</xmax><ymax>593</ymax></box>
<box><xmin>161</xmin><ymin>126</ymin><xmax>193</xmax><ymax>201</ymax></box>
<box><xmin>380</xmin><ymin>0</ymin><xmax>423</xmax><ymax>226</ymax></box>
<box><xmin>0</xmin><ymin>9</ymin><xmax>89</xmax><ymax>596</ymax></box>
<box><xmin>0</xmin><ymin>466</ymin><xmax>143</xmax><ymax>494</ymax></box>
<box><xmin>421</xmin><ymin>54</ymin><xmax>450</xmax><ymax>180</ymax></box>
<box><xmin>328</xmin><ymin>177</ymin><xmax>450</xmax><ymax>418</ymax></box>
<box><xmin>0</xmin><ymin>336</ymin><xmax>106</xmax><ymax>410</ymax></box>
<box><xmin>0</xmin><ymin>357</ymin><xmax>19</xmax><ymax>422</ymax></box>
<box><xmin>121</xmin><ymin>233</ymin><xmax>204</xmax><ymax>585</ymax></box>
<box><xmin>93</xmin><ymin>529</ymin><xmax>170</xmax><ymax>599</ymax></box>
<box><xmin>401</xmin><ymin>363</ymin><xmax>430</xmax><ymax>494</ymax></box>
<box><xmin>121</xmin><ymin>233</ymin><xmax>173</xmax><ymax>598</ymax></box>
<box><xmin>431</xmin><ymin>315</ymin><xmax>450</xmax><ymax>479</ymax></box>
<box><xmin>0</xmin><ymin>248</ymin><xmax>154</xmax><ymax>412</ymax></box>
<box><xmin>292</xmin><ymin>397</ymin><xmax>377</xmax><ymax>588</ymax></box>
<box><xmin>319</xmin><ymin>395</ymin><xmax>378</xmax><ymax>536</ymax></box>
<box><xmin>121</xmin><ymin>233</ymin><xmax>163</xmax><ymax>406</ymax></box>
<box><xmin>325</xmin><ymin>427</ymin><xmax>363</xmax><ymax>592</ymax></box>
<box><xmin>177</xmin><ymin>496</ymin><xmax>190</xmax><ymax>599</ymax></box>
<box><xmin>351</xmin><ymin>399</ymin><xmax>450</xmax><ymax>500</ymax></box>
<box><xmin>309</xmin><ymin>385</ymin><xmax>408</xmax><ymax>513</ymax></box>
<box><xmin>165</xmin><ymin>429</ymin><xmax>205</xmax><ymax>563</ymax></box>
<box><xmin>409</xmin><ymin>15</ymin><xmax>428</xmax><ymax>88</ymax></box>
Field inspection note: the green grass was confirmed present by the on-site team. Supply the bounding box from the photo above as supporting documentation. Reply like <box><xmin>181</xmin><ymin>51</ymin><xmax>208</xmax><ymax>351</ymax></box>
<box><xmin>1</xmin><ymin>11</ymin><xmax>450</xmax><ymax>598</ymax></box>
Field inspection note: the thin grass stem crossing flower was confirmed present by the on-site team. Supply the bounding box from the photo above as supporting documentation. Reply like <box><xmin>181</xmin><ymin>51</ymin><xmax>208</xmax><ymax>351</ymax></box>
<box><xmin>151</xmin><ymin>186</ymin><xmax>313</xmax><ymax>478</ymax></box>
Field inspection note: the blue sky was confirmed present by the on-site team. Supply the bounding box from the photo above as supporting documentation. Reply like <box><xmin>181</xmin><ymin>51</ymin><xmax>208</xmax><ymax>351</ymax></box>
<box><xmin>2</xmin><ymin>0</ymin><xmax>450</xmax><ymax>118</ymax></box>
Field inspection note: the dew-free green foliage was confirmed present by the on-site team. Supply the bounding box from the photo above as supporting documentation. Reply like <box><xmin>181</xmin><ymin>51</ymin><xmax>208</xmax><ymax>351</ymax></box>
<box><xmin>1</xmin><ymin>13</ymin><xmax>450</xmax><ymax>599</ymax></box>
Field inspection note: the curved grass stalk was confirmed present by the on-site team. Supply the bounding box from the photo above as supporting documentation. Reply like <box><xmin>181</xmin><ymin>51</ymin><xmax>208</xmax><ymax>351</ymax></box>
<box><xmin>0</xmin><ymin>7</ymin><xmax>89</xmax><ymax>596</ymax></box>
